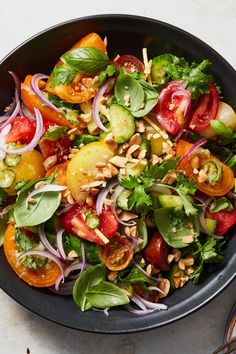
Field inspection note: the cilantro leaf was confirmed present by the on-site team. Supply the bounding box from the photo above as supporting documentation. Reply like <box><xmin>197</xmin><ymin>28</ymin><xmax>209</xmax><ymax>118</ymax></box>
<box><xmin>141</xmin><ymin>157</ymin><xmax>179</xmax><ymax>184</ymax></box>
<box><xmin>50</xmin><ymin>65</ymin><xmax>77</xmax><ymax>88</ymax></box>
<box><xmin>127</xmin><ymin>185</ymin><xmax>152</xmax><ymax>212</ymax></box>
<box><xmin>176</xmin><ymin>173</ymin><xmax>197</xmax><ymax>195</ymax></box>
<box><xmin>120</xmin><ymin>175</ymin><xmax>140</xmax><ymax>189</ymax></box>
<box><xmin>190</xmin><ymin>236</ymin><xmax>224</xmax><ymax>283</ymax></box>
<box><xmin>177</xmin><ymin>190</ymin><xmax>199</xmax><ymax>216</ymax></box>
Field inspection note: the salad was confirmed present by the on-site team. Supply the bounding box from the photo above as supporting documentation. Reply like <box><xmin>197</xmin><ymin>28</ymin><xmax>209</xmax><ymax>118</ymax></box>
<box><xmin>1</xmin><ymin>32</ymin><xmax>236</xmax><ymax>316</ymax></box>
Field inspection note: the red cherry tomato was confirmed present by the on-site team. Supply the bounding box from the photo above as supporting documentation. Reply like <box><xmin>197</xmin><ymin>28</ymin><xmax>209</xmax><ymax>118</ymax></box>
<box><xmin>189</xmin><ymin>82</ymin><xmax>219</xmax><ymax>131</ymax></box>
<box><xmin>39</xmin><ymin>137</ymin><xmax>71</xmax><ymax>162</ymax></box>
<box><xmin>156</xmin><ymin>80</ymin><xmax>191</xmax><ymax>135</ymax></box>
<box><xmin>133</xmin><ymin>284</ymin><xmax>159</xmax><ymax>302</ymax></box>
<box><xmin>61</xmin><ymin>204</ymin><xmax>118</xmax><ymax>245</ymax></box>
<box><xmin>101</xmin><ymin>235</ymin><xmax>133</xmax><ymax>271</ymax></box>
<box><xmin>206</xmin><ymin>209</ymin><xmax>236</xmax><ymax>236</ymax></box>
<box><xmin>114</xmin><ymin>55</ymin><xmax>144</xmax><ymax>72</ymax></box>
<box><xmin>143</xmin><ymin>233</ymin><xmax>170</xmax><ymax>271</ymax></box>
<box><xmin>6</xmin><ymin>116</ymin><xmax>36</xmax><ymax>144</ymax></box>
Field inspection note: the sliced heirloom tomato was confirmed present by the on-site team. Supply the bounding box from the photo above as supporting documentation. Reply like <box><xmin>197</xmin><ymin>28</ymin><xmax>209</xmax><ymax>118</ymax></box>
<box><xmin>189</xmin><ymin>82</ymin><xmax>219</xmax><ymax>131</ymax></box>
<box><xmin>156</xmin><ymin>80</ymin><xmax>191</xmax><ymax>135</ymax></box>
<box><xmin>39</xmin><ymin>136</ymin><xmax>71</xmax><ymax>162</ymax></box>
<box><xmin>176</xmin><ymin>139</ymin><xmax>235</xmax><ymax>196</ymax></box>
<box><xmin>3</xmin><ymin>224</ymin><xmax>61</xmax><ymax>287</ymax></box>
<box><xmin>143</xmin><ymin>233</ymin><xmax>170</xmax><ymax>271</ymax></box>
<box><xmin>46</xmin><ymin>162</ymin><xmax>68</xmax><ymax>202</ymax></box>
<box><xmin>45</xmin><ymin>33</ymin><xmax>106</xmax><ymax>104</ymax></box>
<box><xmin>61</xmin><ymin>204</ymin><xmax>118</xmax><ymax>245</ymax></box>
<box><xmin>101</xmin><ymin>235</ymin><xmax>133</xmax><ymax>271</ymax></box>
<box><xmin>21</xmin><ymin>75</ymin><xmax>74</xmax><ymax>128</ymax></box>
<box><xmin>206</xmin><ymin>209</ymin><xmax>236</xmax><ymax>236</ymax></box>
<box><xmin>114</xmin><ymin>55</ymin><xmax>144</xmax><ymax>72</ymax></box>
<box><xmin>5</xmin><ymin>116</ymin><xmax>36</xmax><ymax>144</ymax></box>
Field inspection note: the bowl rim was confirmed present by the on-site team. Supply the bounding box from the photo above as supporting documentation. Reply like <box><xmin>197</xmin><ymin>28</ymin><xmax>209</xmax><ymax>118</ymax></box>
<box><xmin>0</xmin><ymin>13</ymin><xmax>236</xmax><ymax>334</ymax></box>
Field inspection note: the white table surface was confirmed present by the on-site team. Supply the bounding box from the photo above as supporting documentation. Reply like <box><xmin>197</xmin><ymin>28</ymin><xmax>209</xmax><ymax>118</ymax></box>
<box><xmin>0</xmin><ymin>1</ymin><xmax>236</xmax><ymax>353</ymax></box>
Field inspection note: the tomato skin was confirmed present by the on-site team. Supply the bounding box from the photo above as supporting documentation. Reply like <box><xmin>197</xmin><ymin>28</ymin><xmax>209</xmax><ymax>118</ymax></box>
<box><xmin>156</xmin><ymin>81</ymin><xmax>191</xmax><ymax>135</ymax></box>
<box><xmin>22</xmin><ymin>75</ymin><xmax>74</xmax><ymax>128</ymax></box>
<box><xmin>206</xmin><ymin>209</ymin><xmax>236</xmax><ymax>236</ymax></box>
<box><xmin>101</xmin><ymin>235</ymin><xmax>133</xmax><ymax>271</ymax></box>
<box><xmin>143</xmin><ymin>233</ymin><xmax>170</xmax><ymax>271</ymax></box>
<box><xmin>3</xmin><ymin>224</ymin><xmax>61</xmax><ymax>287</ymax></box>
<box><xmin>114</xmin><ymin>55</ymin><xmax>144</xmax><ymax>72</ymax></box>
<box><xmin>61</xmin><ymin>204</ymin><xmax>118</xmax><ymax>245</ymax></box>
<box><xmin>6</xmin><ymin>116</ymin><xmax>36</xmax><ymax>144</ymax></box>
<box><xmin>39</xmin><ymin>136</ymin><xmax>71</xmax><ymax>161</ymax></box>
<box><xmin>189</xmin><ymin>82</ymin><xmax>219</xmax><ymax>131</ymax></box>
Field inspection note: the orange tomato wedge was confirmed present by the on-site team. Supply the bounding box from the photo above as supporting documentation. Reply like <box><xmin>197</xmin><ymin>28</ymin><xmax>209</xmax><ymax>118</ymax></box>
<box><xmin>4</xmin><ymin>224</ymin><xmax>61</xmax><ymax>287</ymax></box>
<box><xmin>45</xmin><ymin>32</ymin><xmax>106</xmax><ymax>104</ymax></box>
<box><xmin>176</xmin><ymin>139</ymin><xmax>235</xmax><ymax>196</ymax></box>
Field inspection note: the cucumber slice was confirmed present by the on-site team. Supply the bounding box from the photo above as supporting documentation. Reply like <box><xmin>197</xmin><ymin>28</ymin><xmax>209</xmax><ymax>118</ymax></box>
<box><xmin>4</xmin><ymin>154</ymin><xmax>21</xmax><ymax>167</ymax></box>
<box><xmin>117</xmin><ymin>189</ymin><xmax>132</xmax><ymax>211</ymax></box>
<box><xmin>110</xmin><ymin>104</ymin><xmax>135</xmax><ymax>144</ymax></box>
<box><xmin>205</xmin><ymin>218</ymin><xmax>217</xmax><ymax>234</ymax></box>
<box><xmin>157</xmin><ymin>194</ymin><xmax>183</xmax><ymax>208</ymax></box>
<box><xmin>121</xmin><ymin>160</ymin><xmax>147</xmax><ymax>179</ymax></box>
<box><xmin>0</xmin><ymin>169</ymin><xmax>15</xmax><ymax>188</ymax></box>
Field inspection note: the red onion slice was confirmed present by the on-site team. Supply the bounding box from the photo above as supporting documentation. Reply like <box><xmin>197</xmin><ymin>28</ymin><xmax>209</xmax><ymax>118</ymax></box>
<box><xmin>179</xmin><ymin>138</ymin><xmax>207</xmax><ymax>164</ymax></box>
<box><xmin>18</xmin><ymin>250</ymin><xmax>64</xmax><ymax>282</ymax></box>
<box><xmin>0</xmin><ymin>108</ymin><xmax>44</xmax><ymax>155</ymax></box>
<box><xmin>8</xmin><ymin>71</ymin><xmax>23</xmax><ymax>116</ymax></box>
<box><xmin>110</xmin><ymin>185</ymin><xmax>137</xmax><ymax>226</ymax></box>
<box><xmin>0</xmin><ymin>100</ymin><xmax>20</xmax><ymax>131</ymax></box>
<box><xmin>56</xmin><ymin>229</ymin><xmax>67</xmax><ymax>260</ymax></box>
<box><xmin>26</xmin><ymin>184</ymin><xmax>67</xmax><ymax>208</ymax></box>
<box><xmin>131</xmin><ymin>295</ymin><xmax>148</xmax><ymax>311</ymax></box>
<box><xmin>124</xmin><ymin>304</ymin><xmax>155</xmax><ymax>315</ymax></box>
<box><xmin>96</xmin><ymin>179</ymin><xmax>118</xmax><ymax>215</ymax></box>
<box><xmin>38</xmin><ymin>225</ymin><xmax>60</xmax><ymax>258</ymax></box>
<box><xmin>148</xmin><ymin>285</ymin><xmax>164</xmax><ymax>295</ymax></box>
<box><xmin>134</xmin><ymin>293</ymin><xmax>168</xmax><ymax>310</ymax></box>
<box><xmin>56</xmin><ymin>203</ymin><xmax>75</xmax><ymax>215</ymax></box>
<box><xmin>64</xmin><ymin>262</ymin><xmax>90</xmax><ymax>277</ymax></box>
<box><xmin>132</xmin><ymin>261</ymin><xmax>159</xmax><ymax>282</ymax></box>
<box><xmin>92</xmin><ymin>78</ymin><xmax>114</xmax><ymax>132</ymax></box>
<box><xmin>30</xmin><ymin>74</ymin><xmax>61</xmax><ymax>112</ymax></box>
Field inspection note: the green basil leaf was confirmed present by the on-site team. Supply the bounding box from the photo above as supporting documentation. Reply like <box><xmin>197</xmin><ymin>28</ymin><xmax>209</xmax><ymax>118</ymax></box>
<box><xmin>50</xmin><ymin>65</ymin><xmax>77</xmax><ymax>88</ymax></box>
<box><xmin>85</xmin><ymin>281</ymin><xmax>129</xmax><ymax>309</ymax></box>
<box><xmin>122</xmin><ymin>266</ymin><xmax>155</xmax><ymax>285</ymax></box>
<box><xmin>14</xmin><ymin>176</ymin><xmax>61</xmax><ymax>227</ymax></box>
<box><xmin>209</xmin><ymin>197</ymin><xmax>233</xmax><ymax>213</ymax></box>
<box><xmin>133</xmin><ymin>81</ymin><xmax>158</xmax><ymax>117</ymax></box>
<box><xmin>73</xmin><ymin>263</ymin><xmax>106</xmax><ymax>311</ymax></box>
<box><xmin>42</xmin><ymin>126</ymin><xmax>67</xmax><ymax>141</ymax></box>
<box><xmin>154</xmin><ymin>207</ymin><xmax>199</xmax><ymax>248</ymax></box>
<box><xmin>63</xmin><ymin>233</ymin><xmax>100</xmax><ymax>264</ymax></box>
<box><xmin>61</xmin><ymin>47</ymin><xmax>109</xmax><ymax>74</ymax></box>
<box><xmin>210</xmin><ymin>120</ymin><xmax>234</xmax><ymax>139</ymax></box>
<box><xmin>114</xmin><ymin>73</ymin><xmax>144</xmax><ymax>112</ymax></box>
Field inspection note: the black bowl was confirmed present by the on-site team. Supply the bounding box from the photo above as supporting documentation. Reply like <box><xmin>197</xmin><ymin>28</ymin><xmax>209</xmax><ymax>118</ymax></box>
<box><xmin>0</xmin><ymin>14</ymin><xmax>236</xmax><ymax>334</ymax></box>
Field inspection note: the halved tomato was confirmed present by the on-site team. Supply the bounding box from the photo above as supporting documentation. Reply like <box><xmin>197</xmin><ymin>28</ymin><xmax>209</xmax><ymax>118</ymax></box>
<box><xmin>114</xmin><ymin>55</ymin><xmax>144</xmax><ymax>72</ymax></box>
<box><xmin>143</xmin><ymin>233</ymin><xmax>170</xmax><ymax>271</ymax></box>
<box><xmin>3</xmin><ymin>224</ymin><xmax>61</xmax><ymax>287</ymax></box>
<box><xmin>6</xmin><ymin>116</ymin><xmax>36</xmax><ymax>144</ymax></box>
<box><xmin>101</xmin><ymin>235</ymin><xmax>133</xmax><ymax>271</ymax></box>
<box><xmin>189</xmin><ymin>82</ymin><xmax>219</xmax><ymax>131</ymax></box>
<box><xmin>156</xmin><ymin>80</ymin><xmax>191</xmax><ymax>135</ymax></box>
<box><xmin>206</xmin><ymin>209</ymin><xmax>236</xmax><ymax>236</ymax></box>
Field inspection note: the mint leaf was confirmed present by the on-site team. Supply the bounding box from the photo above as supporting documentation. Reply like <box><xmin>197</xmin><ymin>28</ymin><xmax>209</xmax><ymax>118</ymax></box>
<box><xmin>50</xmin><ymin>65</ymin><xmax>77</xmax><ymax>88</ymax></box>
<box><xmin>61</xmin><ymin>47</ymin><xmax>109</xmax><ymax>74</ymax></box>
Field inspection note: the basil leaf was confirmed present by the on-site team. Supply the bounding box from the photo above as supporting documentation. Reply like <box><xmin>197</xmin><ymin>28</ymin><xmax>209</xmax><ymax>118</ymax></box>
<box><xmin>210</xmin><ymin>120</ymin><xmax>234</xmax><ymax>139</ymax></box>
<box><xmin>50</xmin><ymin>65</ymin><xmax>77</xmax><ymax>88</ymax></box>
<box><xmin>73</xmin><ymin>263</ymin><xmax>106</xmax><ymax>311</ymax></box>
<box><xmin>42</xmin><ymin>126</ymin><xmax>67</xmax><ymax>141</ymax></box>
<box><xmin>86</xmin><ymin>281</ymin><xmax>129</xmax><ymax>309</ymax></box>
<box><xmin>122</xmin><ymin>267</ymin><xmax>155</xmax><ymax>285</ymax></box>
<box><xmin>133</xmin><ymin>81</ymin><xmax>158</xmax><ymax>117</ymax></box>
<box><xmin>61</xmin><ymin>47</ymin><xmax>109</xmax><ymax>74</ymax></box>
<box><xmin>63</xmin><ymin>233</ymin><xmax>100</xmax><ymax>264</ymax></box>
<box><xmin>115</xmin><ymin>73</ymin><xmax>144</xmax><ymax>112</ymax></box>
<box><xmin>209</xmin><ymin>197</ymin><xmax>233</xmax><ymax>213</ymax></box>
<box><xmin>14</xmin><ymin>176</ymin><xmax>61</xmax><ymax>227</ymax></box>
<box><xmin>154</xmin><ymin>207</ymin><xmax>199</xmax><ymax>248</ymax></box>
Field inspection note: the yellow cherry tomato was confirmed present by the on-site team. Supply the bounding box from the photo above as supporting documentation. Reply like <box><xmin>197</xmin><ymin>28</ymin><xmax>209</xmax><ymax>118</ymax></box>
<box><xmin>67</xmin><ymin>142</ymin><xmax>114</xmax><ymax>204</ymax></box>
<box><xmin>0</xmin><ymin>150</ymin><xmax>45</xmax><ymax>195</ymax></box>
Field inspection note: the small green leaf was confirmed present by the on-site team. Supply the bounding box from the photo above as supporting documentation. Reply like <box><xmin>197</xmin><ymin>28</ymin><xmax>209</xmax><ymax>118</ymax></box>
<box><xmin>42</xmin><ymin>126</ymin><xmax>67</xmax><ymax>141</ymax></box>
<box><xmin>209</xmin><ymin>197</ymin><xmax>233</xmax><ymax>213</ymax></box>
<box><xmin>61</xmin><ymin>47</ymin><xmax>109</xmax><ymax>74</ymax></box>
<box><xmin>50</xmin><ymin>65</ymin><xmax>77</xmax><ymax>88</ymax></box>
<box><xmin>132</xmin><ymin>81</ymin><xmax>158</xmax><ymax>118</ymax></box>
<box><xmin>114</xmin><ymin>73</ymin><xmax>145</xmax><ymax>112</ymax></box>
<box><xmin>210</xmin><ymin>120</ymin><xmax>234</xmax><ymax>139</ymax></box>
<box><xmin>73</xmin><ymin>264</ymin><xmax>106</xmax><ymax>311</ymax></box>
<box><xmin>86</xmin><ymin>281</ymin><xmax>129</xmax><ymax>309</ymax></box>
<box><xmin>122</xmin><ymin>266</ymin><xmax>155</xmax><ymax>285</ymax></box>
